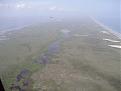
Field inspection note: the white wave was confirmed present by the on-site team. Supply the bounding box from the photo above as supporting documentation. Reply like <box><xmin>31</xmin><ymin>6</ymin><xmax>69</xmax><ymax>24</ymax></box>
<box><xmin>108</xmin><ymin>45</ymin><xmax>121</xmax><ymax>49</ymax></box>
<box><xmin>90</xmin><ymin>16</ymin><xmax>121</xmax><ymax>39</ymax></box>
<box><xmin>103</xmin><ymin>39</ymin><xmax>120</xmax><ymax>43</ymax></box>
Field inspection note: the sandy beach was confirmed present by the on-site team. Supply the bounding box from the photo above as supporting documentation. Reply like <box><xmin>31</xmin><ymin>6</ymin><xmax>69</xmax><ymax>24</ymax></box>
<box><xmin>90</xmin><ymin>16</ymin><xmax>121</xmax><ymax>39</ymax></box>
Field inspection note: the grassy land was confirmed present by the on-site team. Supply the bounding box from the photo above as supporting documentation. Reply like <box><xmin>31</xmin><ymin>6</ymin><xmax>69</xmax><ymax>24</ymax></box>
<box><xmin>0</xmin><ymin>22</ymin><xmax>60</xmax><ymax>91</ymax></box>
<box><xmin>0</xmin><ymin>18</ymin><xmax>121</xmax><ymax>91</ymax></box>
<box><xmin>31</xmin><ymin>19</ymin><xmax>121</xmax><ymax>91</ymax></box>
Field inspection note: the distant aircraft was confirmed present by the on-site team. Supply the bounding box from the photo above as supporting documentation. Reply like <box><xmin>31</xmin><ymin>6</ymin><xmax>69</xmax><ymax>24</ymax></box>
<box><xmin>50</xmin><ymin>16</ymin><xmax>54</xmax><ymax>19</ymax></box>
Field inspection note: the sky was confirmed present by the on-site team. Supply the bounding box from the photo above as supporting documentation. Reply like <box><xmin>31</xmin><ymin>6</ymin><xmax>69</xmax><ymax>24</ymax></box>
<box><xmin>0</xmin><ymin>0</ymin><xmax>120</xmax><ymax>17</ymax></box>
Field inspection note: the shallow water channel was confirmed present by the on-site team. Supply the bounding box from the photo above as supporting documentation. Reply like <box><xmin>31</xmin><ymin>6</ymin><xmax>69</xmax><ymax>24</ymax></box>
<box><xmin>36</xmin><ymin>29</ymin><xmax>71</xmax><ymax>64</ymax></box>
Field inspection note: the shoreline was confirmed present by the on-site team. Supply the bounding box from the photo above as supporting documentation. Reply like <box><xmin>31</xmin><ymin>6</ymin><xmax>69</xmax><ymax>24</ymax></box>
<box><xmin>0</xmin><ymin>17</ymin><xmax>121</xmax><ymax>40</ymax></box>
<box><xmin>0</xmin><ymin>20</ymin><xmax>54</xmax><ymax>37</ymax></box>
<box><xmin>0</xmin><ymin>25</ymin><xmax>31</xmax><ymax>41</ymax></box>
<box><xmin>0</xmin><ymin>25</ymin><xmax>30</xmax><ymax>35</ymax></box>
<box><xmin>90</xmin><ymin>16</ymin><xmax>121</xmax><ymax>39</ymax></box>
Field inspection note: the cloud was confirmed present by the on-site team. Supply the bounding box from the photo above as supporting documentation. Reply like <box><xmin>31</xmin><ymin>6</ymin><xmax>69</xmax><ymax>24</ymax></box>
<box><xmin>0</xmin><ymin>3</ymin><xmax>10</xmax><ymax>8</ymax></box>
<box><xmin>16</xmin><ymin>3</ymin><xmax>25</xmax><ymax>9</ymax></box>
<box><xmin>0</xmin><ymin>1</ymin><xmax>65</xmax><ymax>13</ymax></box>
<box><xmin>0</xmin><ymin>3</ymin><xmax>3</xmax><ymax>7</ymax></box>
<box><xmin>49</xmin><ymin>6</ymin><xmax>57</xmax><ymax>11</ymax></box>
<box><xmin>49</xmin><ymin>6</ymin><xmax>64</xmax><ymax>11</ymax></box>
<box><xmin>58</xmin><ymin>8</ymin><xmax>64</xmax><ymax>11</ymax></box>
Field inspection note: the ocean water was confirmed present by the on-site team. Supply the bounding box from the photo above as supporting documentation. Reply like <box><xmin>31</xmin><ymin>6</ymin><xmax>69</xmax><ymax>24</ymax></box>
<box><xmin>0</xmin><ymin>15</ymin><xmax>120</xmax><ymax>34</ymax></box>
<box><xmin>0</xmin><ymin>16</ymin><xmax>50</xmax><ymax>31</ymax></box>
<box><xmin>96</xmin><ymin>16</ymin><xmax>120</xmax><ymax>33</ymax></box>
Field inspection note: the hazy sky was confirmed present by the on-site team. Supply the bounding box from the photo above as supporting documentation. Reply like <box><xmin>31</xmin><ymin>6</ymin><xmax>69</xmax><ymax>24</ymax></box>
<box><xmin>0</xmin><ymin>0</ymin><xmax>120</xmax><ymax>17</ymax></box>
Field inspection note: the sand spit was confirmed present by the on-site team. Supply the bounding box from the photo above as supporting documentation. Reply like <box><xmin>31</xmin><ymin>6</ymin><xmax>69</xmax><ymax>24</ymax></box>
<box><xmin>108</xmin><ymin>45</ymin><xmax>121</xmax><ymax>49</ymax></box>
<box><xmin>103</xmin><ymin>39</ymin><xmax>121</xmax><ymax>43</ymax></box>
<box><xmin>100</xmin><ymin>31</ymin><xmax>110</xmax><ymax>35</ymax></box>
<box><xmin>0</xmin><ymin>38</ymin><xmax>9</xmax><ymax>41</ymax></box>
<box><xmin>73</xmin><ymin>34</ymin><xmax>88</xmax><ymax>37</ymax></box>
<box><xmin>0</xmin><ymin>36</ymin><xmax>9</xmax><ymax>41</ymax></box>
<box><xmin>60</xmin><ymin>29</ymin><xmax>70</xmax><ymax>34</ymax></box>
